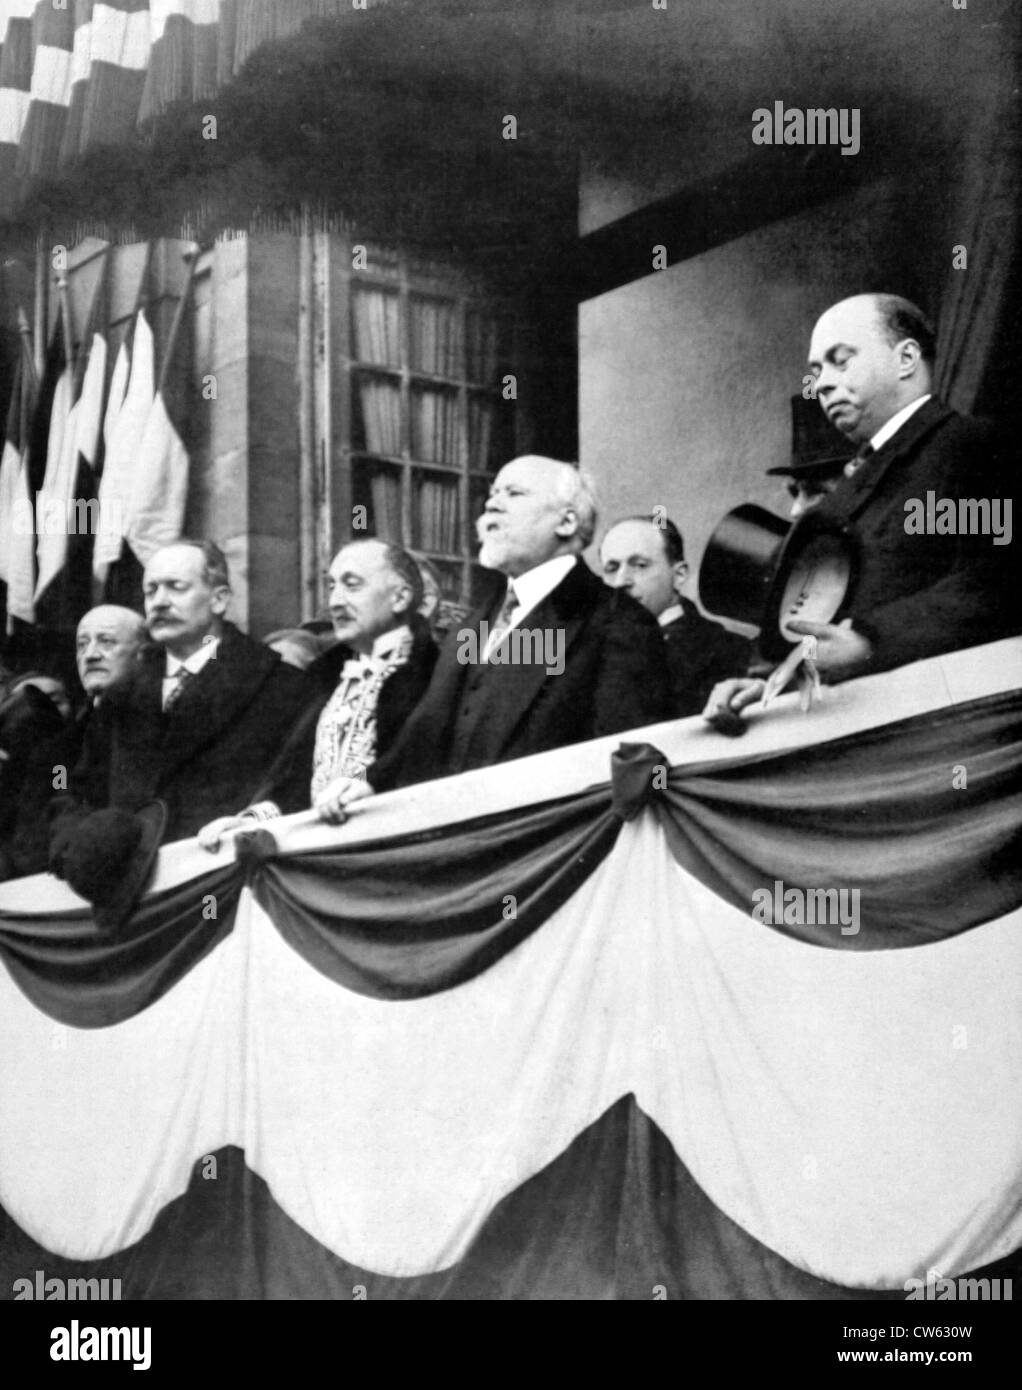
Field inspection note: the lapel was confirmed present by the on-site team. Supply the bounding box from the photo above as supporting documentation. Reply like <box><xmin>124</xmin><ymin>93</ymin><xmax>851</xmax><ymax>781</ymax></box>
<box><xmin>155</xmin><ymin>624</ymin><xmax>277</xmax><ymax>782</ymax></box>
<box><xmin>106</xmin><ymin>652</ymin><xmax>166</xmax><ymax>785</ymax></box>
<box><xmin>465</xmin><ymin>559</ymin><xmax>599</xmax><ymax>754</ymax></box>
<box><xmin>829</xmin><ymin>398</ymin><xmax>952</xmax><ymax>525</ymax></box>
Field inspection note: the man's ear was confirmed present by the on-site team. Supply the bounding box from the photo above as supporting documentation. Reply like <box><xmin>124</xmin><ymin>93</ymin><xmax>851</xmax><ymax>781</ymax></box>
<box><xmin>672</xmin><ymin>561</ymin><xmax>690</xmax><ymax>595</ymax></box>
<box><xmin>210</xmin><ymin>586</ymin><xmax>231</xmax><ymax>617</ymax></box>
<box><xmin>392</xmin><ymin>582</ymin><xmax>413</xmax><ymax>616</ymax></box>
<box><xmin>554</xmin><ymin>507</ymin><xmax>579</xmax><ymax>539</ymax></box>
<box><xmin>896</xmin><ymin>338</ymin><xmax>923</xmax><ymax>378</ymax></box>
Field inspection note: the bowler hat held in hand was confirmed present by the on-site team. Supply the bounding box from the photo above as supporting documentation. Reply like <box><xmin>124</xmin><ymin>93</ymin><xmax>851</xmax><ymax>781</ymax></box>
<box><xmin>58</xmin><ymin>801</ymin><xmax>167</xmax><ymax>935</ymax></box>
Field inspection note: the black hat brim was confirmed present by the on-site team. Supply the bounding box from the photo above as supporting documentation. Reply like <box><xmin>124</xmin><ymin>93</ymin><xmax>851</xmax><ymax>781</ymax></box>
<box><xmin>766</xmin><ymin>454</ymin><xmax>850</xmax><ymax>479</ymax></box>
<box><xmin>91</xmin><ymin>800</ymin><xmax>168</xmax><ymax>935</ymax></box>
<box><xmin>699</xmin><ymin>504</ymin><xmax>859</xmax><ymax>661</ymax></box>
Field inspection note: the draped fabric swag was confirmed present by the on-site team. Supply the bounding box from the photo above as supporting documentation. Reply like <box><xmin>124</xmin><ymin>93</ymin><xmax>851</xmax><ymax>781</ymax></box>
<box><xmin>1</xmin><ymin>646</ymin><xmax>1020</xmax><ymax>1299</ymax></box>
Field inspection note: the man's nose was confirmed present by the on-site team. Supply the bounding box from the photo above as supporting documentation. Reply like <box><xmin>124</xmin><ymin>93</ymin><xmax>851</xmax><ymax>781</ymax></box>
<box><xmin>605</xmin><ymin>571</ymin><xmax>629</xmax><ymax>589</ymax></box>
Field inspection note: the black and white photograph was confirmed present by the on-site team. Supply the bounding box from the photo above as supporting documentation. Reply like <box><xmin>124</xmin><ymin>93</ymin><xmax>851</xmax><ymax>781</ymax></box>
<box><xmin>0</xmin><ymin>0</ymin><xmax>1019</xmax><ymax>1351</ymax></box>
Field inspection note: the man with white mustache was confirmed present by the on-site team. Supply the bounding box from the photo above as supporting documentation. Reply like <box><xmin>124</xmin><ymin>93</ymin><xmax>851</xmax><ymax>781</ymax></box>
<box><xmin>314</xmin><ymin>455</ymin><xmax>671</xmax><ymax>822</ymax></box>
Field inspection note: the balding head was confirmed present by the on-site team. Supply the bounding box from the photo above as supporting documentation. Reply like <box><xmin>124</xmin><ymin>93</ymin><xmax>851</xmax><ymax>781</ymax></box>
<box><xmin>76</xmin><ymin>605</ymin><xmax>147</xmax><ymax>698</ymax></box>
<box><xmin>477</xmin><ymin>455</ymin><xmax>599</xmax><ymax>577</ymax></box>
<box><xmin>808</xmin><ymin>293</ymin><xmax>935</xmax><ymax>445</ymax></box>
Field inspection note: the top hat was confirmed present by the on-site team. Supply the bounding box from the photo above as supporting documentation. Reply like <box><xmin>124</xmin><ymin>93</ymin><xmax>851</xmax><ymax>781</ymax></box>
<box><xmin>699</xmin><ymin>503</ymin><xmax>859</xmax><ymax>662</ymax></box>
<box><xmin>766</xmin><ymin>394</ymin><xmax>852</xmax><ymax>480</ymax></box>
<box><xmin>60</xmin><ymin>801</ymin><xmax>167</xmax><ymax>935</ymax></box>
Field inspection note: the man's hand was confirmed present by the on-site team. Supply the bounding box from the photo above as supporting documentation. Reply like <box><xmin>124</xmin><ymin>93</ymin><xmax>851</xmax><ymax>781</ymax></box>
<box><xmin>786</xmin><ymin>618</ymin><xmax>872</xmax><ymax>681</ymax></box>
<box><xmin>198</xmin><ymin>814</ymin><xmax>246</xmax><ymax>853</ymax></box>
<box><xmin>313</xmin><ymin>776</ymin><xmax>375</xmax><ymax>825</ymax></box>
<box><xmin>703</xmin><ymin>677</ymin><xmax>766</xmax><ymax>731</ymax></box>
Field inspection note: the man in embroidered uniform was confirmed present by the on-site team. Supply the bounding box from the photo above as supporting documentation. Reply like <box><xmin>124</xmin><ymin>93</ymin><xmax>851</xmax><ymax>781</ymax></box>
<box><xmin>197</xmin><ymin>538</ymin><xmax>437</xmax><ymax>849</ymax></box>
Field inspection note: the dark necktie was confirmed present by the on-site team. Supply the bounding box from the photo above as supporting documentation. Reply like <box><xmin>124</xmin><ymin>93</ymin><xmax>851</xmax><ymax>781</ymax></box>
<box><xmin>164</xmin><ymin>667</ymin><xmax>192</xmax><ymax>711</ymax></box>
<box><xmin>843</xmin><ymin>442</ymin><xmax>875</xmax><ymax>479</ymax></box>
<box><xmin>486</xmin><ymin>583</ymin><xmax>519</xmax><ymax>660</ymax></box>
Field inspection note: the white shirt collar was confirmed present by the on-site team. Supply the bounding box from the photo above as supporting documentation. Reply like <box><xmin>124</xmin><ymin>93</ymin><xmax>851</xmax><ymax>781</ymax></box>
<box><xmin>503</xmin><ymin>554</ymin><xmax>577</xmax><ymax>622</ymax></box>
<box><xmin>657</xmin><ymin>602</ymin><xmax>685</xmax><ymax>628</ymax></box>
<box><xmin>165</xmin><ymin>637</ymin><xmax>220</xmax><ymax>679</ymax></box>
<box><xmin>869</xmin><ymin>394</ymin><xmax>932</xmax><ymax>453</ymax></box>
<box><xmin>370</xmin><ymin>624</ymin><xmax>412</xmax><ymax>663</ymax></box>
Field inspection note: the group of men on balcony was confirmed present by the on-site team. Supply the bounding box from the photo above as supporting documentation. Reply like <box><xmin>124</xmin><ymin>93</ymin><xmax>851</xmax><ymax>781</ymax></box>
<box><xmin>0</xmin><ymin>291</ymin><xmax>1015</xmax><ymax>929</ymax></box>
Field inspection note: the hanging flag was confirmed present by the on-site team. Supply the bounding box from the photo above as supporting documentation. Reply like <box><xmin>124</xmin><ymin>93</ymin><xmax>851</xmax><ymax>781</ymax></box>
<box><xmin>34</xmin><ymin>251</ymin><xmax>110</xmax><ymax>617</ymax></box>
<box><xmin>123</xmin><ymin>390</ymin><xmax>189</xmax><ymax>566</ymax></box>
<box><xmin>32</xmin><ymin>278</ymin><xmax>76</xmax><ymax>605</ymax></box>
<box><xmin>2</xmin><ymin>304</ymin><xmax>57</xmax><ymax>628</ymax></box>
<box><xmin>123</xmin><ymin>248</ymin><xmax>198</xmax><ymax>566</ymax></box>
<box><xmin>0</xmin><ymin>356</ymin><xmax>31</xmax><ymax>597</ymax></box>
<box><xmin>93</xmin><ymin>275</ymin><xmax>156</xmax><ymax>582</ymax></box>
<box><xmin>12</xmin><ymin>0</ymin><xmax>75</xmax><ymax>185</ymax></box>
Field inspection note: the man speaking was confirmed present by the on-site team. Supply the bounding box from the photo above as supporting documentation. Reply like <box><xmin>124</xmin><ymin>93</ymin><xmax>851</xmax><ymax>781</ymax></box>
<box><xmin>314</xmin><ymin>455</ymin><xmax>671</xmax><ymax>822</ymax></box>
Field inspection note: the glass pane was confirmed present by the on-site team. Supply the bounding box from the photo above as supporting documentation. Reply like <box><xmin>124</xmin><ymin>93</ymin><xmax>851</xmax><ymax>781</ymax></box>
<box><xmin>354</xmin><ymin>376</ymin><xmax>402</xmax><ymax>457</ymax></box>
<box><xmin>466</xmin><ymin>309</ymin><xmax>500</xmax><ymax>385</ymax></box>
<box><xmin>411</xmin><ymin>384</ymin><xmax>461</xmax><ymax>466</ymax></box>
<box><xmin>412</xmin><ymin>469</ymin><xmax>460</xmax><ymax>555</ymax></box>
<box><xmin>351</xmin><ymin>286</ymin><xmax>401</xmax><ymax>367</ymax></box>
<box><xmin>352</xmin><ymin>460</ymin><xmax>403</xmax><ymax>543</ymax></box>
<box><xmin>409</xmin><ymin>295</ymin><xmax>463</xmax><ymax>377</ymax></box>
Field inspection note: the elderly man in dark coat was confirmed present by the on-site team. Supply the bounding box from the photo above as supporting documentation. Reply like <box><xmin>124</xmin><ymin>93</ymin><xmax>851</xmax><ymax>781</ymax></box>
<box><xmin>313</xmin><ymin>455</ymin><xmax>672</xmax><ymax>823</ymax></box>
<box><xmin>51</xmin><ymin>541</ymin><xmax>314</xmax><ymax>863</ymax></box>
<box><xmin>197</xmin><ymin>537</ymin><xmax>438</xmax><ymax>851</ymax></box>
<box><xmin>0</xmin><ymin>605</ymin><xmax>146</xmax><ymax>880</ymax></box>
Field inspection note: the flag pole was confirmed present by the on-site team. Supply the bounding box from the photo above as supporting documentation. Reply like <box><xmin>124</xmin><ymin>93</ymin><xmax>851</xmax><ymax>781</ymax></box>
<box><xmin>56</xmin><ymin>272</ymin><xmax>75</xmax><ymax>376</ymax></box>
<box><xmin>17</xmin><ymin>306</ymin><xmax>37</xmax><ymax>393</ymax></box>
<box><xmin>32</xmin><ymin>230</ymin><xmax>47</xmax><ymax>383</ymax></box>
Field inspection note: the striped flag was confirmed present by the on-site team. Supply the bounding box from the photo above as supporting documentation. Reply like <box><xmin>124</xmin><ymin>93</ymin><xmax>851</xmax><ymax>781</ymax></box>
<box><xmin>34</xmin><ymin>252</ymin><xmax>109</xmax><ymax>617</ymax></box>
<box><xmin>2</xmin><ymin>318</ymin><xmax>40</xmax><ymax>626</ymax></box>
<box><xmin>122</xmin><ymin>387</ymin><xmax>189</xmax><ymax>566</ymax></box>
<box><xmin>0</xmin><ymin>354</ymin><xmax>33</xmax><ymax>615</ymax></box>
<box><xmin>0</xmin><ymin>2</ymin><xmax>386</xmax><ymax>216</ymax></box>
<box><xmin>30</xmin><ymin>300</ymin><xmax>74</xmax><ymax>605</ymax></box>
<box><xmin>92</xmin><ymin>305</ymin><xmax>155</xmax><ymax>581</ymax></box>
<box><xmin>122</xmin><ymin>249</ymin><xmax>197</xmax><ymax>565</ymax></box>
<box><xmin>12</xmin><ymin>0</ymin><xmax>74</xmax><ymax>182</ymax></box>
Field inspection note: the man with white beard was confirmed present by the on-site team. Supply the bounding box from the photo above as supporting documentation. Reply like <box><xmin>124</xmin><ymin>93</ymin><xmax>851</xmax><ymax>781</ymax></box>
<box><xmin>313</xmin><ymin>454</ymin><xmax>671</xmax><ymax>821</ymax></box>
